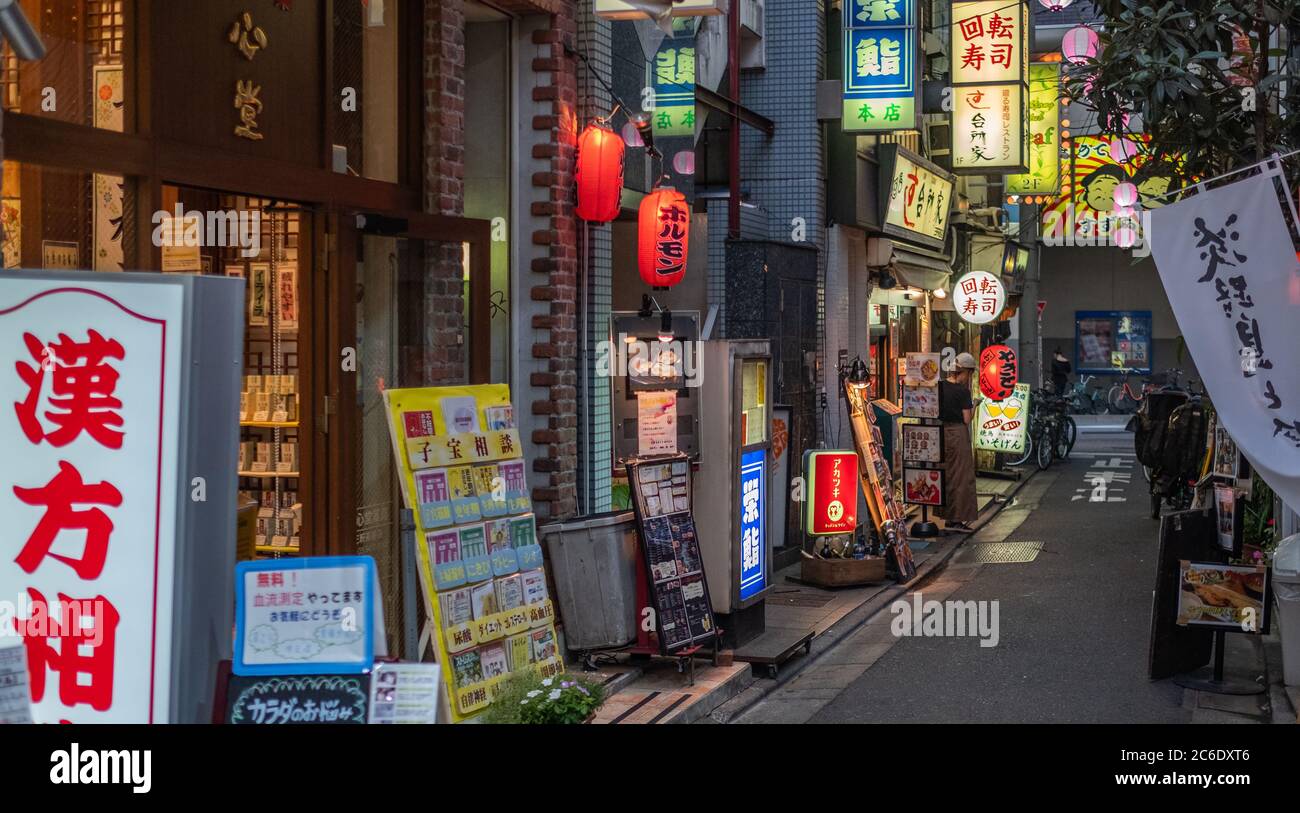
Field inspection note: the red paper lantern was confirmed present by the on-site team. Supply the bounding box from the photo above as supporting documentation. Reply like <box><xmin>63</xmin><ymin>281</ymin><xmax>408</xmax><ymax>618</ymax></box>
<box><xmin>575</xmin><ymin>123</ymin><xmax>625</xmax><ymax>223</ymax></box>
<box><xmin>979</xmin><ymin>344</ymin><xmax>1018</xmax><ymax>401</ymax></box>
<box><xmin>638</xmin><ymin>188</ymin><xmax>690</xmax><ymax>289</ymax></box>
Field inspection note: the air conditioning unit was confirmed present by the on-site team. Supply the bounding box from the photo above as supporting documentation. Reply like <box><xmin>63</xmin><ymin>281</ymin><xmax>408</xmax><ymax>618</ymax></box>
<box><xmin>739</xmin><ymin>0</ymin><xmax>764</xmax><ymax>69</ymax></box>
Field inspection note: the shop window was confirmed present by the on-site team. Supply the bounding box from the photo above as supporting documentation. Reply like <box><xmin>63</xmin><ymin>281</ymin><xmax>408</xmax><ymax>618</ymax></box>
<box><xmin>1</xmin><ymin>160</ymin><xmax>135</xmax><ymax>271</ymax></box>
<box><xmin>3</xmin><ymin>0</ymin><xmax>131</xmax><ymax>132</ymax></box>
<box><xmin>332</xmin><ymin>0</ymin><xmax>401</xmax><ymax>183</ymax></box>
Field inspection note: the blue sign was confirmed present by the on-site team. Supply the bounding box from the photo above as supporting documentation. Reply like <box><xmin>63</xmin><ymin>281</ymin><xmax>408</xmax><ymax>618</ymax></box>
<box><xmin>1075</xmin><ymin>310</ymin><xmax>1153</xmax><ymax>375</ymax></box>
<box><xmin>738</xmin><ymin>449</ymin><xmax>767</xmax><ymax>602</ymax></box>
<box><xmin>842</xmin><ymin>0</ymin><xmax>918</xmax><ymax>131</ymax></box>
<box><xmin>234</xmin><ymin>556</ymin><xmax>377</xmax><ymax>677</ymax></box>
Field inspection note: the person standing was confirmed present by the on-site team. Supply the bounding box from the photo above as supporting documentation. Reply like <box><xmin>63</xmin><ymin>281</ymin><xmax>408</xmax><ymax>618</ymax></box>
<box><xmin>1051</xmin><ymin>348</ymin><xmax>1071</xmax><ymax>396</ymax></box>
<box><xmin>937</xmin><ymin>353</ymin><xmax>978</xmax><ymax>533</ymax></box>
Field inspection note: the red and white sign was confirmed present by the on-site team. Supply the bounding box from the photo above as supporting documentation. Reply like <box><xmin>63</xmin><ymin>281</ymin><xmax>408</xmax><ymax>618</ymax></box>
<box><xmin>804</xmin><ymin>451</ymin><xmax>859</xmax><ymax>536</ymax></box>
<box><xmin>953</xmin><ymin>270</ymin><xmax>1006</xmax><ymax>325</ymax></box>
<box><xmin>0</xmin><ymin>280</ymin><xmax>183</xmax><ymax>723</ymax></box>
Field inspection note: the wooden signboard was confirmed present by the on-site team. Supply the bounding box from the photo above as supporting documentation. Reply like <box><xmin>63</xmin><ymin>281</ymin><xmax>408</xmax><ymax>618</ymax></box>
<box><xmin>844</xmin><ymin>380</ymin><xmax>916</xmax><ymax>582</ymax></box>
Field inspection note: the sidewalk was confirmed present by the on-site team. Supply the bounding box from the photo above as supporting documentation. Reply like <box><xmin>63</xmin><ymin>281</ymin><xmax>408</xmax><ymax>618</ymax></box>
<box><xmin>585</xmin><ymin>470</ymin><xmax>1037</xmax><ymax>724</ymax></box>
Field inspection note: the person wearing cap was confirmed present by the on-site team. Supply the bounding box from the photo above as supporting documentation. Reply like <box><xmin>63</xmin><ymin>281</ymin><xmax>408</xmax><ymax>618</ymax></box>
<box><xmin>937</xmin><ymin>352</ymin><xmax>979</xmax><ymax>533</ymax></box>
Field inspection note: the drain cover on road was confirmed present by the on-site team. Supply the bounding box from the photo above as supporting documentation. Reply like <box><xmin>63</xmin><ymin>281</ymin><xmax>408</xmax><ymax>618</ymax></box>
<box><xmin>962</xmin><ymin>541</ymin><xmax>1044</xmax><ymax>564</ymax></box>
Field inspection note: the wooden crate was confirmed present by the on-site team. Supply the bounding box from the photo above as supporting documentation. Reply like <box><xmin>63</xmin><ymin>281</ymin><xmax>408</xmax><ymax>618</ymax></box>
<box><xmin>800</xmin><ymin>555</ymin><xmax>887</xmax><ymax>588</ymax></box>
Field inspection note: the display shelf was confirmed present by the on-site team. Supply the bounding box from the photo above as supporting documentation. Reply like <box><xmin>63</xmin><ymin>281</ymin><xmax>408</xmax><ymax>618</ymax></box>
<box><xmin>238</xmin><ymin>471</ymin><xmax>300</xmax><ymax>479</ymax></box>
<box><xmin>240</xmin><ymin>420</ymin><xmax>300</xmax><ymax>428</ymax></box>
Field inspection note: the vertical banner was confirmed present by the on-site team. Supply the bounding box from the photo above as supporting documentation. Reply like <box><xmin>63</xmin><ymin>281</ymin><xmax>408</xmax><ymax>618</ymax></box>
<box><xmin>1006</xmin><ymin>63</ymin><xmax>1061</xmax><ymax>196</ymax></box>
<box><xmin>842</xmin><ymin>0</ymin><xmax>919</xmax><ymax>132</ymax></box>
<box><xmin>1148</xmin><ymin>172</ymin><xmax>1300</xmax><ymax>514</ymax></box>
<box><xmin>738</xmin><ymin>449</ymin><xmax>767</xmax><ymax>601</ymax></box>
<box><xmin>92</xmin><ymin>65</ymin><xmax>125</xmax><ymax>273</ymax></box>
<box><xmin>950</xmin><ymin>1</ymin><xmax>1030</xmax><ymax>173</ymax></box>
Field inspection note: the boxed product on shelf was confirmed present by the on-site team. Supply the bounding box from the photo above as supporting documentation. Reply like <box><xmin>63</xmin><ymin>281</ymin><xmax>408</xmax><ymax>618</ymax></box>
<box><xmin>469</xmin><ymin>580</ymin><xmax>497</xmax><ymax>620</ymax></box>
<box><xmin>439</xmin><ymin>586</ymin><xmax>472</xmax><ymax>628</ymax></box>
<box><xmin>506</xmin><ymin>631</ymin><xmax>532</xmax><ymax>671</ymax></box>
<box><xmin>479</xmin><ymin>642</ymin><xmax>508</xmax><ymax>680</ymax></box>
<box><xmin>520</xmin><ymin>569</ymin><xmax>548</xmax><ymax>605</ymax></box>
<box><xmin>495</xmin><ymin>574</ymin><xmax>524</xmax><ymax>612</ymax></box>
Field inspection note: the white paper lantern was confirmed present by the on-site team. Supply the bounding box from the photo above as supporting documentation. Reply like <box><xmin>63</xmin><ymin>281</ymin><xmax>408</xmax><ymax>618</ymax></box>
<box><xmin>1061</xmin><ymin>26</ymin><xmax>1098</xmax><ymax>64</ymax></box>
<box><xmin>1038</xmin><ymin>0</ymin><xmax>1074</xmax><ymax>9</ymax></box>
<box><xmin>1113</xmin><ymin>182</ymin><xmax>1138</xmax><ymax>209</ymax></box>
<box><xmin>1115</xmin><ymin>226</ymin><xmax>1138</xmax><ymax>248</ymax></box>
<box><xmin>1110</xmin><ymin>137</ymin><xmax>1139</xmax><ymax>163</ymax></box>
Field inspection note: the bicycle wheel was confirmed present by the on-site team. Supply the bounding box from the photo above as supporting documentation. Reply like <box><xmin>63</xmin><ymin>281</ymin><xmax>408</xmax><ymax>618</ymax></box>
<box><xmin>1061</xmin><ymin>415</ymin><xmax>1077</xmax><ymax>457</ymax></box>
<box><xmin>1036</xmin><ymin>429</ymin><xmax>1052</xmax><ymax>470</ymax></box>
<box><xmin>1107</xmin><ymin>385</ymin><xmax>1123</xmax><ymax>413</ymax></box>
<box><xmin>1007</xmin><ymin>432</ymin><xmax>1033</xmax><ymax>467</ymax></box>
<box><xmin>1150</xmin><ymin>489</ymin><xmax>1161</xmax><ymax>519</ymax></box>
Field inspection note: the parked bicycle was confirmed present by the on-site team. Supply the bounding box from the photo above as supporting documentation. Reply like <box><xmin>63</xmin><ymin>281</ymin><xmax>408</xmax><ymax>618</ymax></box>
<box><xmin>1008</xmin><ymin>389</ymin><xmax>1075</xmax><ymax>470</ymax></box>
<box><xmin>1065</xmin><ymin>374</ymin><xmax>1107</xmax><ymax>415</ymax></box>
<box><xmin>1129</xmin><ymin>372</ymin><xmax>1206</xmax><ymax>519</ymax></box>
<box><xmin>1108</xmin><ymin>367</ymin><xmax>1181</xmax><ymax>414</ymax></box>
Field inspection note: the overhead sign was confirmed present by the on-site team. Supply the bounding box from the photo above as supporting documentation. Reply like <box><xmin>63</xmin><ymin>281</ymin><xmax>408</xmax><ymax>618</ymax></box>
<box><xmin>953</xmin><ymin>270</ymin><xmax>1006</xmax><ymax>324</ymax></box>
<box><xmin>975</xmin><ymin>383</ymin><xmax>1030</xmax><ymax>454</ymax></box>
<box><xmin>1006</xmin><ymin>63</ymin><xmax>1061</xmax><ymax>196</ymax></box>
<box><xmin>803</xmin><ymin>450</ymin><xmax>859</xmax><ymax>536</ymax></box>
<box><xmin>595</xmin><ymin>0</ymin><xmax>724</xmax><ymax>19</ymax></box>
<box><xmin>880</xmin><ymin>145</ymin><xmax>954</xmax><ymax>248</ymax></box>
<box><xmin>842</xmin><ymin>0</ymin><xmax>919</xmax><ymax>132</ymax></box>
<box><xmin>1042</xmin><ymin>135</ymin><xmax>1179</xmax><ymax>243</ymax></box>
<box><xmin>0</xmin><ymin>272</ymin><xmax>241</xmax><ymax>723</ymax></box>
<box><xmin>738</xmin><ymin>449</ymin><xmax>767</xmax><ymax>601</ymax></box>
<box><xmin>652</xmin><ymin>19</ymin><xmax>696</xmax><ymax>137</ymax></box>
<box><xmin>949</xmin><ymin>1</ymin><xmax>1029</xmax><ymax>174</ymax></box>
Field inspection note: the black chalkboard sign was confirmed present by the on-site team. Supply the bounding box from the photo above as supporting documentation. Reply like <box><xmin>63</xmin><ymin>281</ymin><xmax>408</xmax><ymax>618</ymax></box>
<box><xmin>224</xmin><ymin>674</ymin><xmax>370</xmax><ymax>724</ymax></box>
<box><xmin>626</xmin><ymin>455</ymin><xmax>718</xmax><ymax>655</ymax></box>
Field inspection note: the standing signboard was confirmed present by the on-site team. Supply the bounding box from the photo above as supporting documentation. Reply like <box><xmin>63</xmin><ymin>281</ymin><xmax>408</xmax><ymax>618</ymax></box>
<box><xmin>803</xmin><ymin>450</ymin><xmax>859</xmax><ymax>536</ymax></box>
<box><xmin>975</xmin><ymin>382</ymin><xmax>1030</xmax><ymax>454</ymax></box>
<box><xmin>900</xmin><ymin>353</ymin><xmax>946</xmax><ymax>516</ymax></box>
<box><xmin>0</xmin><ymin>270</ymin><xmax>242</xmax><ymax>723</ymax></box>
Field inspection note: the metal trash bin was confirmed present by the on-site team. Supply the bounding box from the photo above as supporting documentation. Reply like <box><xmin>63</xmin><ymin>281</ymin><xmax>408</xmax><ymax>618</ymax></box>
<box><xmin>540</xmin><ymin>511</ymin><xmax>639</xmax><ymax>651</ymax></box>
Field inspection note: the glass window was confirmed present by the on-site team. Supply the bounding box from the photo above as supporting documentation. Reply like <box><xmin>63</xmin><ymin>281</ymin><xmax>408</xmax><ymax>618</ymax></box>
<box><xmin>333</xmin><ymin>0</ymin><xmax>400</xmax><ymax>183</ymax></box>
<box><xmin>3</xmin><ymin>0</ymin><xmax>132</xmax><ymax>132</ymax></box>
<box><xmin>2</xmin><ymin>160</ymin><xmax>135</xmax><ymax>271</ymax></box>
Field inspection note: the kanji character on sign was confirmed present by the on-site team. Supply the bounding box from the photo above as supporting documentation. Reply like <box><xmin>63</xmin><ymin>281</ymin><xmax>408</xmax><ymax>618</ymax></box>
<box><xmin>16</xmin><ymin>330</ymin><xmax>126</xmax><ymax>449</ymax></box>
<box><xmin>16</xmin><ymin>587</ymin><xmax>120</xmax><ymax>712</ymax></box>
<box><xmin>13</xmin><ymin>460</ymin><xmax>122</xmax><ymax>579</ymax></box>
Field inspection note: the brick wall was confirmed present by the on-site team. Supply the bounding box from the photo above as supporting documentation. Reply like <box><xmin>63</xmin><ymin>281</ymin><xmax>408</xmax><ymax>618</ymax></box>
<box><xmin>526</xmin><ymin>4</ymin><xmax>580</xmax><ymax>521</ymax></box>
<box><xmin>425</xmin><ymin>0</ymin><xmax>467</xmax><ymax>384</ymax></box>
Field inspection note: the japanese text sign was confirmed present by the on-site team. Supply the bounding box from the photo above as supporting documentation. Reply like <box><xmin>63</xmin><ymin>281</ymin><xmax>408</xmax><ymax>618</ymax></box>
<box><xmin>952</xmin><ymin>83</ymin><xmax>1027</xmax><ymax>173</ymax></box>
<box><xmin>842</xmin><ymin>0</ymin><xmax>918</xmax><ymax>132</ymax></box>
<box><xmin>738</xmin><ymin>449</ymin><xmax>767</xmax><ymax>601</ymax></box>
<box><xmin>234</xmin><ymin>556</ymin><xmax>376</xmax><ymax>676</ymax></box>
<box><xmin>882</xmin><ymin>146</ymin><xmax>954</xmax><ymax>247</ymax></box>
<box><xmin>653</xmin><ymin>20</ymin><xmax>696</xmax><ymax>137</ymax></box>
<box><xmin>0</xmin><ymin>278</ymin><xmax>185</xmax><ymax>723</ymax></box>
<box><xmin>979</xmin><ymin>344</ymin><xmax>1018</xmax><ymax>401</ymax></box>
<box><xmin>975</xmin><ymin>383</ymin><xmax>1030</xmax><ymax>454</ymax></box>
<box><xmin>1149</xmin><ymin>171</ymin><xmax>1300</xmax><ymax>515</ymax></box>
<box><xmin>953</xmin><ymin>270</ymin><xmax>1006</xmax><ymax>325</ymax></box>
<box><xmin>804</xmin><ymin>450</ymin><xmax>859</xmax><ymax>536</ymax></box>
<box><xmin>1006</xmin><ymin>63</ymin><xmax>1061</xmax><ymax>196</ymax></box>
<box><xmin>951</xmin><ymin>1</ymin><xmax>1026</xmax><ymax>84</ymax></box>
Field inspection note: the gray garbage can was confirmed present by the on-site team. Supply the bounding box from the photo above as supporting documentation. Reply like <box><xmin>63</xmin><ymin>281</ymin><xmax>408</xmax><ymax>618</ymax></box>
<box><xmin>1273</xmin><ymin>533</ymin><xmax>1300</xmax><ymax>686</ymax></box>
<box><xmin>540</xmin><ymin>511</ymin><xmax>639</xmax><ymax>651</ymax></box>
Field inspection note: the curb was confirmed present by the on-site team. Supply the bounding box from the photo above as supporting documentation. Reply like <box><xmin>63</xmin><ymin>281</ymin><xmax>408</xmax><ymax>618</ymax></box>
<box><xmin>704</xmin><ymin>468</ymin><xmax>1042</xmax><ymax>724</ymax></box>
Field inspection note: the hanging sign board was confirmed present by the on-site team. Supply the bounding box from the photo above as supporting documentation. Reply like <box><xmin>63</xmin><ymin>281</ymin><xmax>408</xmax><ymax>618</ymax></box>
<box><xmin>974</xmin><ymin>383</ymin><xmax>1030</xmax><ymax>454</ymax></box>
<box><xmin>953</xmin><ymin>270</ymin><xmax>1006</xmax><ymax>325</ymax></box>
<box><xmin>652</xmin><ymin>19</ymin><xmax>696</xmax><ymax>137</ymax></box>
<box><xmin>804</xmin><ymin>450</ymin><xmax>859</xmax><ymax>536</ymax></box>
<box><xmin>952</xmin><ymin>84</ymin><xmax>1028</xmax><ymax>173</ymax></box>
<box><xmin>879</xmin><ymin>145</ymin><xmax>954</xmax><ymax>249</ymax></box>
<box><xmin>949</xmin><ymin>1</ymin><xmax>1030</xmax><ymax>174</ymax></box>
<box><xmin>224</xmin><ymin>674</ymin><xmax>370</xmax><ymax>724</ymax></box>
<box><xmin>841</xmin><ymin>0</ymin><xmax>920</xmax><ymax>132</ymax></box>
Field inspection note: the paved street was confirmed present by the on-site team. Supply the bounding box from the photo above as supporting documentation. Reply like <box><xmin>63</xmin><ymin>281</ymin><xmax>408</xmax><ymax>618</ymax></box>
<box><xmin>737</xmin><ymin>431</ymin><xmax>1196</xmax><ymax>724</ymax></box>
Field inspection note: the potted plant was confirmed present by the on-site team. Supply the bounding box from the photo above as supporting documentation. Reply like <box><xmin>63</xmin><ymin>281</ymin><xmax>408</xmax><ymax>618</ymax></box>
<box><xmin>481</xmin><ymin>671</ymin><xmax>605</xmax><ymax>724</ymax></box>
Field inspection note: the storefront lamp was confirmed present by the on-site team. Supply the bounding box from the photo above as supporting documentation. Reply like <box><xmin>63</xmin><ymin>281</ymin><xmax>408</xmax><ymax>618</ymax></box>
<box><xmin>575</xmin><ymin>123</ymin><xmax>625</xmax><ymax>224</ymax></box>
<box><xmin>1038</xmin><ymin>0</ymin><xmax>1074</xmax><ymax>9</ymax></box>
<box><xmin>638</xmin><ymin>188</ymin><xmax>690</xmax><ymax>290</ymax></box>
<box><xmin>932</xmin><ymin>288</ymin><xmax>947</xmax><ymax>299</ymax></box>
<box><xmin>658</xmin><ymin>309</ymin><xmax>675</xmax><ymax>343</ymax></box>
<box><xmin>1061</xmin><ymin>27</ymin><xmax>1098</xmax><ymax>65</ymax></box>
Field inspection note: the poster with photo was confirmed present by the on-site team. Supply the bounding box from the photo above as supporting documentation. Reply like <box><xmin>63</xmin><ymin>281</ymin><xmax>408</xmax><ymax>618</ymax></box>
<box><xmin>1176</xmin><ymin>562</ymin><xmax>1269</xmax><ymax>633</ymax></box>
<box><xmin>902</xmin><ymin>466</ymin><xmax>943</xmax><ymax>507</ymax></box>
<box><xmin>904</xmin><ymin>352</ymin><xmax>941</xmax><ymax>387</ymax></box>
<box><xmin>1212</xmin><ymin>422</ymin><xmax>1247</xmax><ymax>481</ymax></box>
<box><xmin>901</xmin><ymin>385</ymin><xmax>939</xmax><ymax>419</ymax></box>
<box><xmin>1214</xmin><ymin>485</ymin><xmax>1241</xmax><ymax>555</ymax></box>
<box><xmin>901</xmin><ymin>423</ymin><xmax>942</xmax><ymax>464</ymax></box>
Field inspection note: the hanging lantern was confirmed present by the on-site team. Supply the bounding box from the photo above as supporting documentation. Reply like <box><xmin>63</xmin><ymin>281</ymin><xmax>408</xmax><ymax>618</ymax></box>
<box><xmin>621</xmin><ymin>121</ymin><xmax>644</xmax><ymax>148</ymax></box>
<box><xmin>1061</xmin><ymin>26</ymin><xmax>1098</xmax><ymax>64</ymax></box>
<box><xmin>1115</xmin><ymin>225</ymin><xmax>1138</xmax><ymax>249</ymax></box>
<box><xmin>1038</xmin><ymin>0</ymin><xmax>1074</xmax><ymax>9</ymax></box>
<box><xmin>1110</xmin><ymin>136</ymin><xmax>1139</xmax><ymax>163</ymax></box>
<box><xmin>575</xmin><ymin>123</ymin><xmax>625</xmax><ymax>224</ymax></box>
<box><xmin>638</xmin><ymin>188</ymin><xmax>690</xmax><ymax>289</ymax></box>
<box><xmin>1113</xmin><ymin>182</ymin><xmax>1138</xmax><ymax>210</ymax></box>
<box><xmin>979</xmin><ymin>345</ymin><xmax>1018</xmax><ymax>402</ymax></box>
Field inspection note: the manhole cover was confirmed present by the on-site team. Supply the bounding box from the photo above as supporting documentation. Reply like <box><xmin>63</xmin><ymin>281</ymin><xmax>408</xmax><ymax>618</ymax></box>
<box><xmin>769</xmin><ymin>590</ymin><xmax>834</xmax><ymax>608</ymax></box>
<box><xmin>961</xmin><ymin>541</ymin><xmax>1044</xmax><ymax>564</ymax></box>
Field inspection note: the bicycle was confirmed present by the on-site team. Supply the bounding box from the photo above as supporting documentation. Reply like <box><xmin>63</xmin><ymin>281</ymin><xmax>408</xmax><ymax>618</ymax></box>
<box><xmin>1107</xmin><ymin>368</ymin><xmax>1145</xmax><ymax>414</ymax></box>
<box><xmin>1065</xmin><ymin>374</ymin><xmax>1107</xmax><ymax>415</ymax></box>
<box><xmin>1040</xmin><ymin>390</ymin><xmax>1076</xmax><ymax>461</ymax></box>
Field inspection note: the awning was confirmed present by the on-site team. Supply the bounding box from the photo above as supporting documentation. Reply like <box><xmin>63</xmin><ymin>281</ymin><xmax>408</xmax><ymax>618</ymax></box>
<box><xmin>866</xmin><ymin>237</ymin><xmax>953</xmax><ymax>293</ymax></box>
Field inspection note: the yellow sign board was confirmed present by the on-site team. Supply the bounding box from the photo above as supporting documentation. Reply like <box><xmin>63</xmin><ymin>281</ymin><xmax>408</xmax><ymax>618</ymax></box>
<box><xmin>1006</xmin><ymin>64</ymin><xmax>1061</xmax><ymax>196</ymax></box>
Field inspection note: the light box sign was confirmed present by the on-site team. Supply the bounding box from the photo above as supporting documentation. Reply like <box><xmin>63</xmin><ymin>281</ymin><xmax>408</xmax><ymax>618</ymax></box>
<box><xmin>842</xmin><ymin>0</ymin><xmax>919</xmax><ymax>132</ymax></box>
<box><xmin>1042</xmin><ymin>135</ymin><xmax>1179</xmax><ymax>242</ymax></box>
<box><xmin>1006</xmin><ymin>63</ymin><xmax>1061</xmax><ymax>196</ymax></box>
<box><xmin>951</xmin><ymin>1</ymin><xmax>1027</xmax><ymax>85</ymax></box>
<box><xmin>595</xmin><ymin>0</ymin><xmax>725</xmax><ymax>19</ymax></box>
<box><xmin>738</xmin><ymin>448</ymin><xmax>767</xmax><ymax>601</ymax></box>
<box><xmin>653</xmin><ymin>20</ymin><xmax>696</xmax><ymax>137</ymax></box>
<box><xmin>804</xmin><ymin>450</ymin><xmax>859</xmax><ymax>536</ymax></box>
<box><xmin>881</xmin><ymin>145</ymin><xmax>954</xmax><ymax>248</ymax></box>
<box><xmin>952</xmin><ymin>83</ymin><xmax>1027</xmax><ymax>173</ymax></box>
<box><xmin>975</xmin><ymin>383</ymin><xmax>1030</xmax><ymax>454</ymax></box>
<box><xmin>0</xmin><ymin>272</ymin><xmax>242</xmax><ymax>724</ymax></box>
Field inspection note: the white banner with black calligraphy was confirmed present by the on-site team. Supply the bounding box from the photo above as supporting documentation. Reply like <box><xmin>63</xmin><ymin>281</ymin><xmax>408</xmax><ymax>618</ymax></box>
<box><xmin>1149</xmin><ymin>172</ymin><xmax>1300</xmax><ymax>510</ymax></box>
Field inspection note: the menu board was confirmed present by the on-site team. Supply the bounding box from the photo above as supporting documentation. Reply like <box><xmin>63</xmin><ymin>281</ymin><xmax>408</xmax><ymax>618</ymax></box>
<box><xmin>385</xmin><ymin>384</ymin><xmax>561</xmax><ymax>723</ymax></box>
<box><xmin>845</xmin><ymin>381</ymin><xmax>916</xmax><ymax>582</ymax></box>
<box><xmin>626</xmin><ymin>455</ymin><xmax>718</xmax><ymax>655</ymax></box>
<box><xmin>224</xmin><ymin>674</ymin><xmax>370</xmax><ymax>725</ymax></box>
<box><xmin>902</xmin><ymin>384</ymin><xmax>939</xmax><ymax>419</ymax></box>
<box><xmin>1176</xmin><ymin>562</ymin><xmax>1270</xmax><ymax>634</ymax></box>
<box><xmin>901</xmin><ymin>423</ymin><xmax>942</xmax><ymax>464</ymax></box>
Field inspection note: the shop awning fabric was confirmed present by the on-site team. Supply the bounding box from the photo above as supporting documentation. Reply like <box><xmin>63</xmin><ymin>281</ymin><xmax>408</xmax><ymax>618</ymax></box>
<box><xmin>866</xmin><ymin>237</ymin><xmax>952</xmax><ymax>293</ymax></box>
